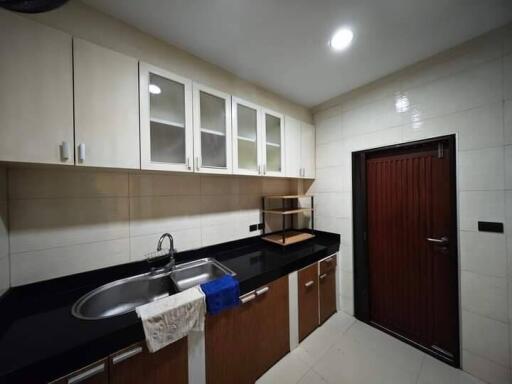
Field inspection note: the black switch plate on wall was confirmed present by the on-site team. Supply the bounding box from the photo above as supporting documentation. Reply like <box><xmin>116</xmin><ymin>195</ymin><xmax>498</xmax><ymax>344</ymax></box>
<box><xmin>249</xmin><ymin>224</ymin><xmax>258</xmax><ymax>232</ymax></box>
<box><xmin>477</xmin><ymin>221</ymin><xmax>504</xmax><ymax>233</ymax></box>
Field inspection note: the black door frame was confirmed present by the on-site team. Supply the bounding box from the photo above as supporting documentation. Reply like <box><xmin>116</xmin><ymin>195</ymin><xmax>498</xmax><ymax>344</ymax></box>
<box><xmin>352</xmin><ymin>134</ymin><xmax>460</xmax><ymax>367</ymax></box>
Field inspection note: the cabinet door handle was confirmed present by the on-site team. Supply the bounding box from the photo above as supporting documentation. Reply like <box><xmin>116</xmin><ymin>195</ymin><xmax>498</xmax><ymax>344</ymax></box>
<box><xmin>112</xmin><ymin>346</ymin><xmax>143</xmax><ymax>365</ymax></box>
<box><xmin>186</xmin><ymin>157</ymin><xmax>192</xmax><ymax>170</ymax></box>
<box><xmin>305</xmin><ymin>280</ymin><xmax>315</xmax><ymax>287</ymax></box>
<box><xmin>240</xmin><ymin>293</ymin><xmax>256</xmax><ymax>304</ymax></box>
<box><xmin>263</xmin><ymin>164</ymin><xmax>266</xmax><ymax>175</ymax></box>
<box><xmin>319</xmin><ymin>273</ymin><xmax>327</xmax><ymax>280</ymax></box>
<box><xmin>78</xmin><ymin>143</ymin><xmax>85</xmax><ymax>162</ymax></box>
<box><xmin>258</xmin><ymin>164</ymin><xmax>261</xmax><ymax>175</ymax></box>
<box><xmin>67</xmin><ymin>363</ymin><xmax>105</xmax><ymax>384</ymax></box>
<box><xmin>255</xmin><ymin>286</ymin><xmax>269</xmax><ymax>296</ymax></box>
<box><xmin>60</xmin><ymin>141</ymin><xmax>69</xmax><ymax>161</ymax></box>
<box><xmin>195</xmin><ymin>156</ymin><xmax>201</xmax><ymax>171</ymax></box>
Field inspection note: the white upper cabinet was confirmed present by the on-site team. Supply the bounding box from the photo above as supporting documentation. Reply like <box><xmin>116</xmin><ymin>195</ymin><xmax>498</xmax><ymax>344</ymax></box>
<box><xmin>74</xmin><ymin>39</ymin><xmax>140</xmax><ymax>169</ymax></box>
<box><xmin>0</xmin><ymin>11</ymin><xmax>74</xmax><ymax>165</ymax></box>
<box><xmin>232</xmin><ymin>97</ymin><xmax>263</xmax><ymax>176</ymax></box>
<box><xmin>193</xmin><ymin>84</ymin><xmax>232</xmax><ymax>174</ymax></box>
<box><xmin>284</xmin><ymin>116</ymin><xmax>301</xmax><ymax>178</ymax></box>
<box><xmin>140</xmin><ymin>63</ymin><xmax>193</xmax><ymax>172</ymax></box>
<box><xmin>261</xmin><ymin>109</ymin><xmax>285</xmax><ymax>177</ymax></box>
<box><xmin>285</xmin><ymin>116</ymin><xmax>316</xmax><ymax>179</ymax></box>
<box><xmin>301</xmin><ymin>122</ymin><xmax>316</xmax><ymax>179</ymax></box>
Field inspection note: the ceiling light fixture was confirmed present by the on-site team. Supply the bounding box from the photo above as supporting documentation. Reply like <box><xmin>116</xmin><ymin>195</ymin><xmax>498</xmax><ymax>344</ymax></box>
<box><xmin>329</xmin><ymin>28</ymin><xmax>354</xmax><ymax>51</ymax></box>
<box><xmin>149</xmin><ymin>84</ymin><xmax>161</xmax><ymax>95</ymax></box>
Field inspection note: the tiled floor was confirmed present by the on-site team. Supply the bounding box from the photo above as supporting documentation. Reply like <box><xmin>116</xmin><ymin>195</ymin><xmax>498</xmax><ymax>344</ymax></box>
<box><xmin>257</xmin><ymin>312</ymin><xmax>483</xmax><ymax>384</ymax></box>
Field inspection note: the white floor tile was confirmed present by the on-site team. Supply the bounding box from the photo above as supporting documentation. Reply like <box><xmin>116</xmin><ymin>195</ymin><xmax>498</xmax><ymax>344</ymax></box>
<box><xmin>418</xmin><ymin>355</ymin><xmax>483</xmax><ymax>384</ymax></box>
<box><xmin>256</xmin><ymin>348</ymin><xmax>311</xmax><ymax>384</ymax></box>
<box><xmin>298</xmin><ymin>370</ymin><xmax>328</xmax><ymax>384</ymax></box>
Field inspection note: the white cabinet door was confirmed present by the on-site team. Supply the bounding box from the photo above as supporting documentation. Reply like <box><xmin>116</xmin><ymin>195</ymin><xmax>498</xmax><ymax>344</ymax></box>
<box><xmin>284</xmin><ymin>116</ymin><xmax>301</xmax><ymax>178</ymax></box>
<box><xmin>74</xmin><ymin>39</ymin><xmax>140</xmax><ymax>169</ymax></box>
<box><xmin>301</xmin><ymin>122</ymin><xmax>316</xmax><ymax>179</ymax></box>
<box><xmin>232</xmin><ymin>97</ymin><xmax>263</xmax><ymax>176</ymax></box>
<box><xmin>0</xmin><ymin>10</ymin><xmax>73</xmax><ymax>165</ymax></box>
<box><xmin>261</xmin><ymin>109</ymin><xmax>285</xmax><ymax>177</ymax></box>
<box><xmin>140</xmin><ymin>63</ymin><xmax>193</xmax><ymax>172</ymax></box>
<box><xmin>193</xmin><ymin>83</ymin><xmax>232</xmax><ymax>174</ymax></box>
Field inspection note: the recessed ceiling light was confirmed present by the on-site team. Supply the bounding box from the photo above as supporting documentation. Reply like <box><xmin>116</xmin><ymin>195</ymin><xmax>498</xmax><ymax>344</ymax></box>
<box><xmin>149</xmin><ymin>84</ymin><xmax>161</xmax><ymax>95</ymax></box>
<box><xmin>329</xmin><ymin>28</ymin><xmax>354</xmax><ymax>51</ymax></box>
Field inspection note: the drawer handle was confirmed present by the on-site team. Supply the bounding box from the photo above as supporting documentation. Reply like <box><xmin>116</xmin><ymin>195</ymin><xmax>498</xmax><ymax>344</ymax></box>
<box><xmin>240</xmin><ymin>293</ymin><xmax>256</xmax><ymax>304</ymax></box>
<box><xmin>78</xmin><ymin>143</ymin><xmax>86</xmax><ymax>162</ymax></box>
<box><xmin>60</xmin><ymin>141</ymin><xmax>69</xmax><ymax>161</ymax></box>
<box><xmin>67</xmin><ymin>363</ymin><xmax>105</xmax><ymax>384</ymax></box>
<box><xmin>112</xmin><ymin>346</ymin><xmax>143</xmax><ymax>365</ymax></box>
<box><xmin>324</xmin><ymin>257</ymin><xmax>334</xmax><ymax>263</ymax></box>
<box><xmin>319</xmin><ymin>273</ymin><xmax>327</xmax><ymax>280</ymax></box>
<box><xmin>305</xmin><ymin>280</ymin><xmax>315</xmax><ymax>287</ymax></box>
<box><xmin>255</xmin><ymin>286</ymin><xmax>269</xmax><ymax>296</ymax></box>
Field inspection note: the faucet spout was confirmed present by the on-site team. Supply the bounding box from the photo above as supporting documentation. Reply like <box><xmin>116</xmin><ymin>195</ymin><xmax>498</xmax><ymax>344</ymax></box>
<box><xmin>151</xmin><ymin>233</ymin><xmax>176</xmax><ymax>274</ymax></box>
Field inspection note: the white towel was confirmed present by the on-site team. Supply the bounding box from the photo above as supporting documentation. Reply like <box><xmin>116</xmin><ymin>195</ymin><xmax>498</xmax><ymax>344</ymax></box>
<box><xmin>136</xmin><ymin>286</ymin><xmax>206</xmax><ymax>353</ymax></box>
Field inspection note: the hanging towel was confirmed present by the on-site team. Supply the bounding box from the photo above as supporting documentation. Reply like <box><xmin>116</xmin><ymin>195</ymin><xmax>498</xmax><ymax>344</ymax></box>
<box><xmin>136</xmin><ymin>286</ymin><xmax>205</xmax><ymax>353</ymax></box>
<box><xmin>200</xmin><ymin>275</ymin><xmax>240</xmax><ymax>315</ymax></box>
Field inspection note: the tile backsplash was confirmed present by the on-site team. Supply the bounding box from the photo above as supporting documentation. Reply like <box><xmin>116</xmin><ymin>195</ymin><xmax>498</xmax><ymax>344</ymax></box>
<box><xmin>6</xmin><ymin>167</ymin><xmax>296</xmax><ymax>286</ymax></box>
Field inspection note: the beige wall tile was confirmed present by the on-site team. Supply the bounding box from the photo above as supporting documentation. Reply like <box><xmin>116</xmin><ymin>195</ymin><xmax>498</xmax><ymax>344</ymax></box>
<box><xmin>462</xmin><ymin>350</ymin><xmax>511</xmax><ymax>384</ymax></box>
<box><xmin>129</xmin><ymin>173</ymin><xmax>200</xmax><ymax>197</ymax></box>
<box><xmin>8</xmin><ymin>167</ymin><xmax>129</xmax><ymax>199</ymax></box>
<box><xmin>9</xmin><ymin>197</ymin><xmax>129</xmax><ymax>253</ymax></box>
<box><xmin>460</xmin><ymin>231</ymin><xmax>507</xmax><ymax>278</ymax></box>
<box><xmin>200</xmin><ymin>175</ymin><xmax>239</xmax><ymax>195</ymax></box>
<box><xmin>129</xmin><ymin>195</ymin><xmax>201</xmax><ymax>237</ymax></box>
<box><xmin>238</xmin><ymin>176</ymin><xmax>262</xmax><ymax>195</ymax></box>
<box><xmin>10</xmin><ymin>238</ymin><xmax>129</xmax><ymax>285</ymax></box>
<box><xmin>461</xmin><ymin>271</ymin><xmax>508</xmax><ymax>322</ymax></box>
<box><xmin>130</xmin><ymin>229</ymin><xmax>201</xmax><ymax>262</ymax></box>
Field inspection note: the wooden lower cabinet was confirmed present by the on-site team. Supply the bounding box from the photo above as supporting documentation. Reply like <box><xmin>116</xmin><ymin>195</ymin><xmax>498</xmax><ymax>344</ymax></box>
<box><xmin>49</xmin><ymin>338</ymin><xmax>187</xmax><ymax>384</ymax></box>
<box><xmin>319</xmin><ymin>255</ymin><xmax>337</xmax><ymax>324</ymax></box>
<box><xmin>205</xmin><ymin>276</ymin><xmax>289</xmax><ymax>384</ymax></box>
<box><xmin>49</xmin><ymin>359</ymin><xmax>108</xmax><ymax>384</ymax></box>
<box><xmin>298</xmin><ymin>263</ymin><xmax>319</xmax><ymax>341</ymax></box>
<box><xmin>109</xmin><ymin>338</ymin><xmax>188</xmax><ymax>384</ymax></box>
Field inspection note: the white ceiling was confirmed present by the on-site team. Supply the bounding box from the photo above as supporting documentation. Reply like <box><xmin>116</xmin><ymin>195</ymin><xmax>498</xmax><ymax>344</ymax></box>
<box><xmin>83</xmin><ymin>0</ymin><xmax>512</xmax><ymax>107</ymax></box>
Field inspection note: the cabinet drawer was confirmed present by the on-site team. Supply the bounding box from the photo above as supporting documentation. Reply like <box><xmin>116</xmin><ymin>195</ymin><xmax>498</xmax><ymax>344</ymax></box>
<box><xmin>319</xmin><ymin>255</ymin><xmax>337</xmax><ymax>274</ymax></box>
<box><xmin>298</xmin><ymin>262</ymin><xmax>319</xmax><ymax>341</ymax></box>
<box><xmin>49</xmin><ymin>359</ymin><xmax>108</xmax><ymax>384</ymax></box>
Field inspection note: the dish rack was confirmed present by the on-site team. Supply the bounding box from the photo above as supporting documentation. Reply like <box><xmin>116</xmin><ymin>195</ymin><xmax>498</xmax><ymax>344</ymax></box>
<box><xmin>261</xmin><ymin>195</ymin><xmax>315</xmax><ymax>246</ymax></box>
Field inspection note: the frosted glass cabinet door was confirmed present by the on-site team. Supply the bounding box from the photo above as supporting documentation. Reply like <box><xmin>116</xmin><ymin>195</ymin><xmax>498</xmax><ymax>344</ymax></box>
<box><xmin>301</xmin><ymin>122</ymin><xmax>316</xmax><ymax>179</ymax></box>
<box><xmin>284</xmin><ymin>116</ymin><xmax>301</xmax><ymax>178</ymax></box>
<box><xmin>0</xmin><ymin>10</ymin><xmax>74</xmax><ymax>165</ymax></box>
<box><xmin>193</xmin><ymin>84</ymin><xmax>232</xmax><ymax>174</ymax></box>
<box><xmin>232</xmin><ymin>97</ymin><xmax>262</xmax><ymax>176</ymax></box>
<box><xmin>140</xmin><ymin>62</ymin><xmax>193</xmax><ymax>172</ymax></box>
<box><xmin>262</xmin><ymin>109</ymin><xmax>285</xmax><ymax>177</ymax></box>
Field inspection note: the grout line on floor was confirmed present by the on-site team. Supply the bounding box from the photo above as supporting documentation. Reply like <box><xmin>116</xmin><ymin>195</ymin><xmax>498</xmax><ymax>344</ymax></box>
<box><xmin>414</xmin><ymin>355</ymin><xmax>426</xmax><ymax>384</ymax></box>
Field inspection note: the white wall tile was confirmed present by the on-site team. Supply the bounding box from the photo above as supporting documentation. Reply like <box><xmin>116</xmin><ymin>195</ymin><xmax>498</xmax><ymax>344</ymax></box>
<box><xmin>311</xmin><ymin>166</ymin><xmax>344</xmax><ymax>193</ymax></box>
<box><xmin>316</xmin><ymin>141</ymin><xmax>343</xmax><ymax>168</ymax></box>
<box><xmin>315</xmin><ymin>111</ymin><xmax>342</xmax><ymax>145</ymax></box>
<box><xmin>504</xmin><ymin>100</ymin><xmax>512</xmax><ymax>145</ymax></box>
<box><xmin>9</xmin><ymin>197</ymin><xmax>130</xmax><ymax>254</ymax></box>
<box><xmin>462</xmin><ymin>309</ymin><xmax>510</xmax><ymax>367</ymax></box>
<box><xmin>457</xmin><ymin>103</ymin><xmax>504</xmax><ymax>151</ymax></box>
<box><xmin>505</xmin><ymin>146</ymin><xmax>512</xmax><ymax>190</ymax></box>
<box><xmin>462</xmin><ymin>350</ymin><xmax>511</xmax><ymax>384</ymax></box>
<box><xmin>459</xmin><ymin>191</ymin><xmax>505</xmax><ymax>231</ymax></box>
<box><xmin>504</xmin><ymin>54</ymin><xmax>512</xmax><ymax>101</ymax></box>
<box><xmin>458</xmin><ymin>147</ymin><xmax>505</xmax><ymax>191</ymax></box>
<box><xmin>461</xmin><ymin>271</ymin><xmax>508</xmax><ymax>322</ymax></box>
<box><xmin>0</xmin><ymin>256</ymin><xmax>10</xmax><ymax>295</ymax></box>
<box><xmin>406</xmin><ymin>60</ymin><xmax>502</xmax><ymax>122</ymax></box>
<box><xmin>10</xmin><ymin>238</ymin><xmax>130</xmax><ymax>285</ymax></box>
<box><xmin>460</xmin><ymin>231</ymin><xmax>507</xmax><ymax>277</ymax></box>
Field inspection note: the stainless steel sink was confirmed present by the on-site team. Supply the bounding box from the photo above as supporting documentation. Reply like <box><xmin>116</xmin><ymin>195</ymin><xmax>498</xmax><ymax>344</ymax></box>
<box><xmin>170</xmin><ymin>258</ymin><xmax>236</xmax><ymax>291</ymax></box>
<box><xmin>72</xmin><ymin>271</ymin><xmax>175</xmax><ymax>320</ymax></box>
<box><xmin>72</xmin><ymin>258</ymin><xmax>236</xmax><ymax>320</ymax></box>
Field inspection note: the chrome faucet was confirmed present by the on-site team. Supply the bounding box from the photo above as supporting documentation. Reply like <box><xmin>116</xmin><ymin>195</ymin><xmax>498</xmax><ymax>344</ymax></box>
<box><xmin>150</xmin><ymin>233</ymin><xmax>176</xmax><ymax>274</ymax></box>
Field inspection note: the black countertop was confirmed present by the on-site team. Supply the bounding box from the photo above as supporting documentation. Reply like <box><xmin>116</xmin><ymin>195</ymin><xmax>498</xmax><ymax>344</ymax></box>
<box><xmin>0</xmin><ymin>231</ymin><xmax>340</xmax><ymax>383</ymax></box>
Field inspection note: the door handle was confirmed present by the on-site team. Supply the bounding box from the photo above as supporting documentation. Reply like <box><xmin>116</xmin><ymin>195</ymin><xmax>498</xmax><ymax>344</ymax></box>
<box><xmin>78</xmin><ymin>143</ymin><xmax>86</xmax><ymax>162</ymax></box>
<box><xmin>255</xmin><ymin>286</ymin><xmax>269</xmax><ymax>296</ymax></box>
<box><xmin>112</xmin><ymin>346</ymin><xmax>143</xmax><ymax>365</ymax></box>
<box><xmin>240</xmin><ymin>293</ymin><xmax>256</xmax><ymax>304</ymax></box>
<box><xmin>67</xmin><ymin>363</ymin><xmax>105</xmax><ymax>384</ymax></box>
<box><xmin>426</xmin><ymin>236</ymin><xmax>449</xmax><ymax>245</ymax></box>
<box><xmin>319</xmin><ymin>273</ymin><xmax>327</xmax><ymax>280</ymax></box>
<box><xmin>305</xmin><ymin>280</ymin><xmax>315</xmax><ymax>287</ymax></box>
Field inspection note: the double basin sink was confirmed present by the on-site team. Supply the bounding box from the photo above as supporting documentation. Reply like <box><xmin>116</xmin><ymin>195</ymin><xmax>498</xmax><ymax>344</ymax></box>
<box><xmin>72</xmin><ymin>258</ymin><xmax>236</xmax><ymax>320</ymax></box>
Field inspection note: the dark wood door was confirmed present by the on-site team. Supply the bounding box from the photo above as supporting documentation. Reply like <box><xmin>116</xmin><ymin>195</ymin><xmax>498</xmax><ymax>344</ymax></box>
<box><xmin>319</xmin><ymin>255</ymin><xmax>337</xmax><ymax>323</ymax></box>
<box><xmin>365</xmin><ymin>139</ymin><xmax>458</xmax><ymax>362</ymax></box>
<box><xmin>109</xmin><ymin>339</ymin><xmax>188</xmax><ymax>384</ymax></box>
<box><xmin>206</xmin><ymin>276</ymin><xmax>289</xmax><ymax>384</ymax></box>
<box><xmin>298</xmin><ymin>263</ymin><xmax>319</xmax><ymax>341</ymax></box>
